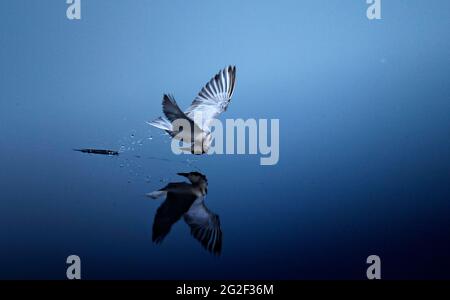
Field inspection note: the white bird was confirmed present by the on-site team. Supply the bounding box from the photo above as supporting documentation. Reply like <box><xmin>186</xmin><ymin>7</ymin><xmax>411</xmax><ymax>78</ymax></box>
<box><xmin>147</xmin><ymin>172</ymin><xmax>222</xmax><ymax>255</ymax></box>
<box><xmin>148</xmin><ymin>66</ymin><xmax>237</xmax><ymax>154</ymax></box>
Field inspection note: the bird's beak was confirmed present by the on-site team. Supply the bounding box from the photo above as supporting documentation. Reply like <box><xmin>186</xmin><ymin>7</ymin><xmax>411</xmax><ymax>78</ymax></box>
<box><xmin>177</xmin><ymin>172</ymin><xmax>190</xmax><ymax>178</ymax></box>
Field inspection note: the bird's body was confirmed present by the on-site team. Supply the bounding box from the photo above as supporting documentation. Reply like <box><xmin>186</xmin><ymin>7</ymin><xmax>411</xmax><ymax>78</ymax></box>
<box><xmin>148</xmin><ymin>66</ymin><xmax>236</xmax><ymax>154</ymax></box>
<box><xmin>147</xmin><ymin>172</ymin><xmax>222</xmax><ymax>255</ymax></box>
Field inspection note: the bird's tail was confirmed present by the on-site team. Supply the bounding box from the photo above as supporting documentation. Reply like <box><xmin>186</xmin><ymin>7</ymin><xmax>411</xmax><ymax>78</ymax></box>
<box><xmin>146</xmin><ymin>190</ymin><xmax>167</xmax><ymax>199</ymax></box>
<box><xmin>147</xmin><ymin>117</ymin><xmax>173</xmax><ymax>132</ymax></box>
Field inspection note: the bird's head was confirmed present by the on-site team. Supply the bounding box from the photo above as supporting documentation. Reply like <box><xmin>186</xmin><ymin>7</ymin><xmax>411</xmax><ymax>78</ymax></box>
<box><xmin>177</xmin><ymin>172</ymin><xmax>208</xmax><ymax>186</ymax></box>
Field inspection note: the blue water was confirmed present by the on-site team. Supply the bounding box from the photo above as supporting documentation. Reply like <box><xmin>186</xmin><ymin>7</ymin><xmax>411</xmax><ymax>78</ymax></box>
<box><xmin>1</xmin><ymin>0</ymin><xmax>449</xmax><ymax>279</ymax></box>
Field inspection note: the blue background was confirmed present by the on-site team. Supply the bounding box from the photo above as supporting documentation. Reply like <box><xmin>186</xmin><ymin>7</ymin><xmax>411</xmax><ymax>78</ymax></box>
<box><xmin>0</xmin><ymin>0</ymin><xmax>449</xmax><ymax>279</ymax></box>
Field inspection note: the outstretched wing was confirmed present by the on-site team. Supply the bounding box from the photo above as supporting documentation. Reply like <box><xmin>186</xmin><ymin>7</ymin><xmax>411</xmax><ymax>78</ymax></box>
<box><xmin>185</xmin><ymin>66</ymin><xmax>236</xmax><ymax>131</ymax></box>
<box><xmin>184</xmin><ymin>201</ymin><xmax>222</xmax><ymax>255</ymax></box>
<box><xmin>152</xmin><ymin>184</ymin><xmax>197</xmax><ymax>244</ymax></box>
<box><xmin>162</xmin><ymin>94</ymin><xmax>203</xmax><ymax>132</ymax></box>
<box><xmin>162</xmin><ymin>94</ymin><xmax>188</xmax><ymax>123</ymax></box>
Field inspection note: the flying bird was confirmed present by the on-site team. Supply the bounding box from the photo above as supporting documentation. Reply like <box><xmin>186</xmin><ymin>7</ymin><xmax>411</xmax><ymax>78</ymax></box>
<box><xmin>148</xmin><ymin>66</ymin><xmax>236</xmax><ymax>154</ymax></box>
<box><xmin>147</xmin><ymin>172</ymin><xmax>222</xmax><ymax>255</ymax></box>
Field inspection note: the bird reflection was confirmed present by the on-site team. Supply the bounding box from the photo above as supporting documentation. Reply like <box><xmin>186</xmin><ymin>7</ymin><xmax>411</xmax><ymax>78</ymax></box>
<box><xmin>147</xmin><ymin>172</ymin><xmax>222</xmax><ymax>255</ymax></box>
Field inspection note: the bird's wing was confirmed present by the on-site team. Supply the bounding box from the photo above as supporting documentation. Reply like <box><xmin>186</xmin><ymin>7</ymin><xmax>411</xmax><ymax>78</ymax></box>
<box><xmin>184</xmin><ymin>201</ymin><xmax>222</xmax><ymax>255</ymax></box>
<box><xmin>185</xmin><ymin>66</ymin><xmax>236</xmax><ymax>131</ymax></box>
<box><xmin>161</xmin><ymin>94</ymin><xmax>203</xmax><ymax>134</ymax></box>
<box><xmin>152</xmin><ymin>184</ymin><xmax>197</xmax><ymax>244</ymax></box>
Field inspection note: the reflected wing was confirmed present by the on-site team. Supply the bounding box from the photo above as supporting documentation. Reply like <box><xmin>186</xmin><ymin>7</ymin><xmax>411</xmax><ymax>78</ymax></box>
<box><xmin>185</xmin><ymin>66</ymin><xmax>236</xmax><ymax>131</ymax></box>
<box><xmin>184</xmin><ymin>201</ymin><xmax>222</xmax><ymax>255</ymax></box>
<box><xmin>152</xmin><ymin>185</ymin><xmax>197</xmax><ymax>243</ymax></box>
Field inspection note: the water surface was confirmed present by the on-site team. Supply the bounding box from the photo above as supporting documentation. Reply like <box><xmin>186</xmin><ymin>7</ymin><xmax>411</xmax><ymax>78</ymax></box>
<box><xmin>1</xmin><ymin>0</ymin><xmax>449</xmax><ymax>279</ymax></box>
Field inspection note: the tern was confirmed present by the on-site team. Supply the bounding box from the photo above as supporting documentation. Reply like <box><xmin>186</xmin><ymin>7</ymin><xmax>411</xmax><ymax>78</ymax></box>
<box><xmin>148</xmin><ymin>66</ymin><xmax>236</xmax><ymax>154</ymax></box>
<box><xmin>147</xmin><ymin>172</ymin><xmax>222</xmax><ymax>255</ymax></box>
